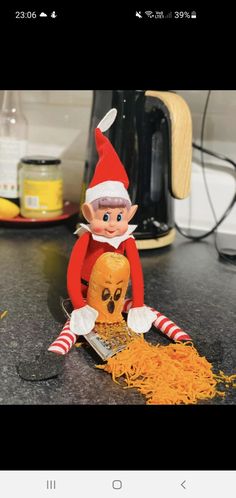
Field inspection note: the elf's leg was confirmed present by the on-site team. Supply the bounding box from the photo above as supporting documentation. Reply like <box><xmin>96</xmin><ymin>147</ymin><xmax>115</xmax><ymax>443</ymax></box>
<box><xmin>123</xmin><ymin>299</ymin><xmax>191</xmax><ymax>341</ymax></box>
<box><xmin>48</xmin><ymin>285</ymin><xmax>89</xmax><ymax>355</ymax></box>
<box><xmin>48</xmin><ymin>319</ymin><xmax>77</xmax><ymax>355</ymax></box>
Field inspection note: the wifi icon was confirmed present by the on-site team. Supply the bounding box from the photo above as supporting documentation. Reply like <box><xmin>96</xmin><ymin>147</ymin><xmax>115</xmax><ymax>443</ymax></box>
<box><xmin>145</xmin><ymin>10</ymin><xmax>154</xmax><ymax>17</ymax></box>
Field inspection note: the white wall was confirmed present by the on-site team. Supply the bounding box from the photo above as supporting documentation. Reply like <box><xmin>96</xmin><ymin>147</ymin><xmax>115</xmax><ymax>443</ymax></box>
<box><xmin>0</xmin><ymin>90</ymin><xmax>93</xmax><ymax>203</ymax></box>
<box><xmin>175</xmin><ymin>91</ymin><xmax>236</xmax><ymax>234</ymax></box>
<box><xmin>0</xmin><ymin>90</ymin><xmax>235</xmax><ymax>234</ymax></box>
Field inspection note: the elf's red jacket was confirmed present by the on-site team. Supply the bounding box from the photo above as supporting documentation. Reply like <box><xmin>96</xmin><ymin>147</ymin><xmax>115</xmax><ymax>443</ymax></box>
<box><xmin>67</xmin><ymin>231</ymin><xmax>144</xmax><ymax>310</ymax></box>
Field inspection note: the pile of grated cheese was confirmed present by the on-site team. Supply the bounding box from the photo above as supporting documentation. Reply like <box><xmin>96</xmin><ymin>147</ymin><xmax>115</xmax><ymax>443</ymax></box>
<box><xmin>97</xmin><ymin>337</ymin><xmax>236</xmax><ymax>404</ymax></box>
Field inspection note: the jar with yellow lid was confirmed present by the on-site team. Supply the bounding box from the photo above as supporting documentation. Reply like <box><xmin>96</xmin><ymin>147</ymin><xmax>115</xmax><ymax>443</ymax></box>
<box><xmin>19</xmin><ymin>155</ymin><xmax>63</xmax><ymax>218</ymax></box>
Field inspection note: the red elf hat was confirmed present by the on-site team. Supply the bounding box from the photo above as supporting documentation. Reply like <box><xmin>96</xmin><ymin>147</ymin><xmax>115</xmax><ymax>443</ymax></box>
<box><xmin>85</xmin><ymin>109</ymin><xmax>131</xmax><ymax>204</ymax></box>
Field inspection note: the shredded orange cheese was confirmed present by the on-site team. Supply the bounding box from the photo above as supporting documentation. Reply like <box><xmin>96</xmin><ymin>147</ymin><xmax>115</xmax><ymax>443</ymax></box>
<box><xmin>0</xmin><ymin>310</ymin><xmax>8</xmax><ymax>320</ymax></box>
<box><xmin>96</xmin><ymin>337</ymin><xmax>236</xmax><ymax>404</ymax></box>
<box><xmin>74</xmin><ymin>342</ymin><xmax>83</xmax><ymax>348</ymax></box>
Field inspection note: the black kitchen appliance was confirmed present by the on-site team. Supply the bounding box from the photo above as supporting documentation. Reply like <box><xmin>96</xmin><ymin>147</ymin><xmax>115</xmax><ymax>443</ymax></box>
<box><xmin>79</xmin><ymin>90</ymin><xmax>192</xmax><ymax>249</ymax></box>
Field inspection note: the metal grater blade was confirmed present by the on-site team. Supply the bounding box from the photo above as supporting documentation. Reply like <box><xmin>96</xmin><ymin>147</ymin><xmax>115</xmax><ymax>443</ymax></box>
<box><xmin>84</xmin><ymin>330</ymin><xmax>127</xmax><ymax>361</ymax></box>
<box><xmin>60</xmin><ymin>297</ymin><xmax>128</xmax><ymax>361</ymax></box>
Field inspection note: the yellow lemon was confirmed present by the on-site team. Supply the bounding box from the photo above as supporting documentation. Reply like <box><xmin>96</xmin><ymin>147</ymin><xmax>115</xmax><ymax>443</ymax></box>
<box><xmin>0</xmin><ymin>198</ymin><xmax>20</xmax><ymax>219</ymax></box>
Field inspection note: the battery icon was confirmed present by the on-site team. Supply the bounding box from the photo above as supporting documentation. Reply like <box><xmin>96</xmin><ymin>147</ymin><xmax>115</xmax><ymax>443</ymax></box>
<box><xmin>191</xmin><ymin>11</ymin><xmax>197</xmax><ymax>18</ymax></box>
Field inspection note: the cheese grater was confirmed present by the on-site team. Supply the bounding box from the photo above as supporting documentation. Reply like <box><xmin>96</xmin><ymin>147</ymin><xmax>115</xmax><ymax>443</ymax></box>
<box><xmin>60</xmin><ymin>298</ymin><xmax>128</xmax><ymax>361</ymax></box>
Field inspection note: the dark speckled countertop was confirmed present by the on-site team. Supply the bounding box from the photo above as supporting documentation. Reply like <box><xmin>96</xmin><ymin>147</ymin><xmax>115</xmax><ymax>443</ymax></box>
<box><xmin>0</xmin><ymin>221</ymin><xmax>236</xmax><ymax>404</ymax></box>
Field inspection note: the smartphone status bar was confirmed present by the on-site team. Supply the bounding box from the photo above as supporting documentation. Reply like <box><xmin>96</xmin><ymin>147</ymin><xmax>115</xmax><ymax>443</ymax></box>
<box><xmin>135</xmin><ymin>10</ymin><xmax>197</xmax><ymax>19</ymax></box>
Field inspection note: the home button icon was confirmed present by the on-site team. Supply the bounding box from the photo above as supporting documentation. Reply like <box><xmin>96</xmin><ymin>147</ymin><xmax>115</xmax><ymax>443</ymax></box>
<box><xmin>112</xmin><ymin>480</ymin><xmax>122</xmax><ymax>490</ymax></box>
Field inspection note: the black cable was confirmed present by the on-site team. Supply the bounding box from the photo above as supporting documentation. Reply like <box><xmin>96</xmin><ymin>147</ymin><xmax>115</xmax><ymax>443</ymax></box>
<box><xmin>175</xmin><ymin>91</ymin><xmax>236</xmax><ymax>265</ymax></box>
<box><xmin>200</xmin><ymin>91</ymin><xmax>218</xmax><ymax>225</ymax></box>
<box><xmin>193</xmin><ymin>143</ymin><xmax>236</xmax><ymax>170</ymax></box>
<box><xmin>176</xmin><ymin>191</ymin><xmax>236</xmax><ymax>240</ymax></box>
<box><xmin>175</xmin><ymin>144</ymin><xmax>236</xmax><ymax>240</ymax></box>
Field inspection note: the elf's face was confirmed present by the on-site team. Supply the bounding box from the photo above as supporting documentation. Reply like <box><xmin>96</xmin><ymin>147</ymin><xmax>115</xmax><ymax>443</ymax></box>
<box><xmin>91</xmin><ymin>207</ymin><xmax>130</xmax><ymax>238</ymax></box>
<box><xmin>82</xmin><ymin>203</ymin><xmax>138</xmax><ymax>238</ymax></box>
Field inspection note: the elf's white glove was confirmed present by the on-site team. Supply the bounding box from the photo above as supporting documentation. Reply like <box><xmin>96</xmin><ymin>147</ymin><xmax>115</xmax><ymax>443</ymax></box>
<box><xmin>70</xmin><ymin>305</ymin><xmax>99</xmax><ymax>336</ymax></box>
<box><xmin>127</xmin><ymin>306</ymin><xmax>157</xmax><ymax>334</ymax></box>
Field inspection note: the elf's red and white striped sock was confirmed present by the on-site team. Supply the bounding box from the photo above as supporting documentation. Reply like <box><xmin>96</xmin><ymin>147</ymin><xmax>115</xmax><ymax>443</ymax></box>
<box><xmin>48</xmin><ymin>319</ymin><xmax>77</xmax><ymax>355</ymax></box>
<box><xmin>123</xmin><ymin>299</ymin><xmax>191</xmax><ymax>342</ymax></box>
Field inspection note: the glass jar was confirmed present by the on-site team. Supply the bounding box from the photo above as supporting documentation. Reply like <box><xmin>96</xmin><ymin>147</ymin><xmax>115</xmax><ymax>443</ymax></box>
<box><xmin>0</xmin><ymin>90</ymin><xmax>28</xmax><ymax>204</ymax></box>
<box><xmin>19</xmin><ymin>155</ymin><xmax>63</xmax><ymax>219</ymax></box>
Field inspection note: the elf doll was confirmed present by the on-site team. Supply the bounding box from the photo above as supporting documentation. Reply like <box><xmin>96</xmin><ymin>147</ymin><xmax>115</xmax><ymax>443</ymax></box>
<box><xmin>47</xmin><ymin>110</ymin><xmax>156</xmax><ymax>354</ymax></box>
<box><xmin>48</xmin><ymin>109</ymin><xmax>190</xmax><ymax>356</ymax></box>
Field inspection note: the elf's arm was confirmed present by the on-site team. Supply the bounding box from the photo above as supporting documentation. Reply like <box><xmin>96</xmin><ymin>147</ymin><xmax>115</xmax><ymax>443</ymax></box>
<box><xmin>125</xmin><ymin>237</ymin><xmax>144</xmax><ymax>307</ymax></box>
<box><xmin>67</xmin><ymin>231</ymin><xmax>98</xmax><ymax>335</ymax></box>
<box><xmin>67</xmin><ymin>231</ymin><xmax>90</xmax><ymax>308</ymax></box>
<box><xmin>125</xmin><ymin>237</ymin><xmax>156</xmax><ymax>333</ymax></box>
